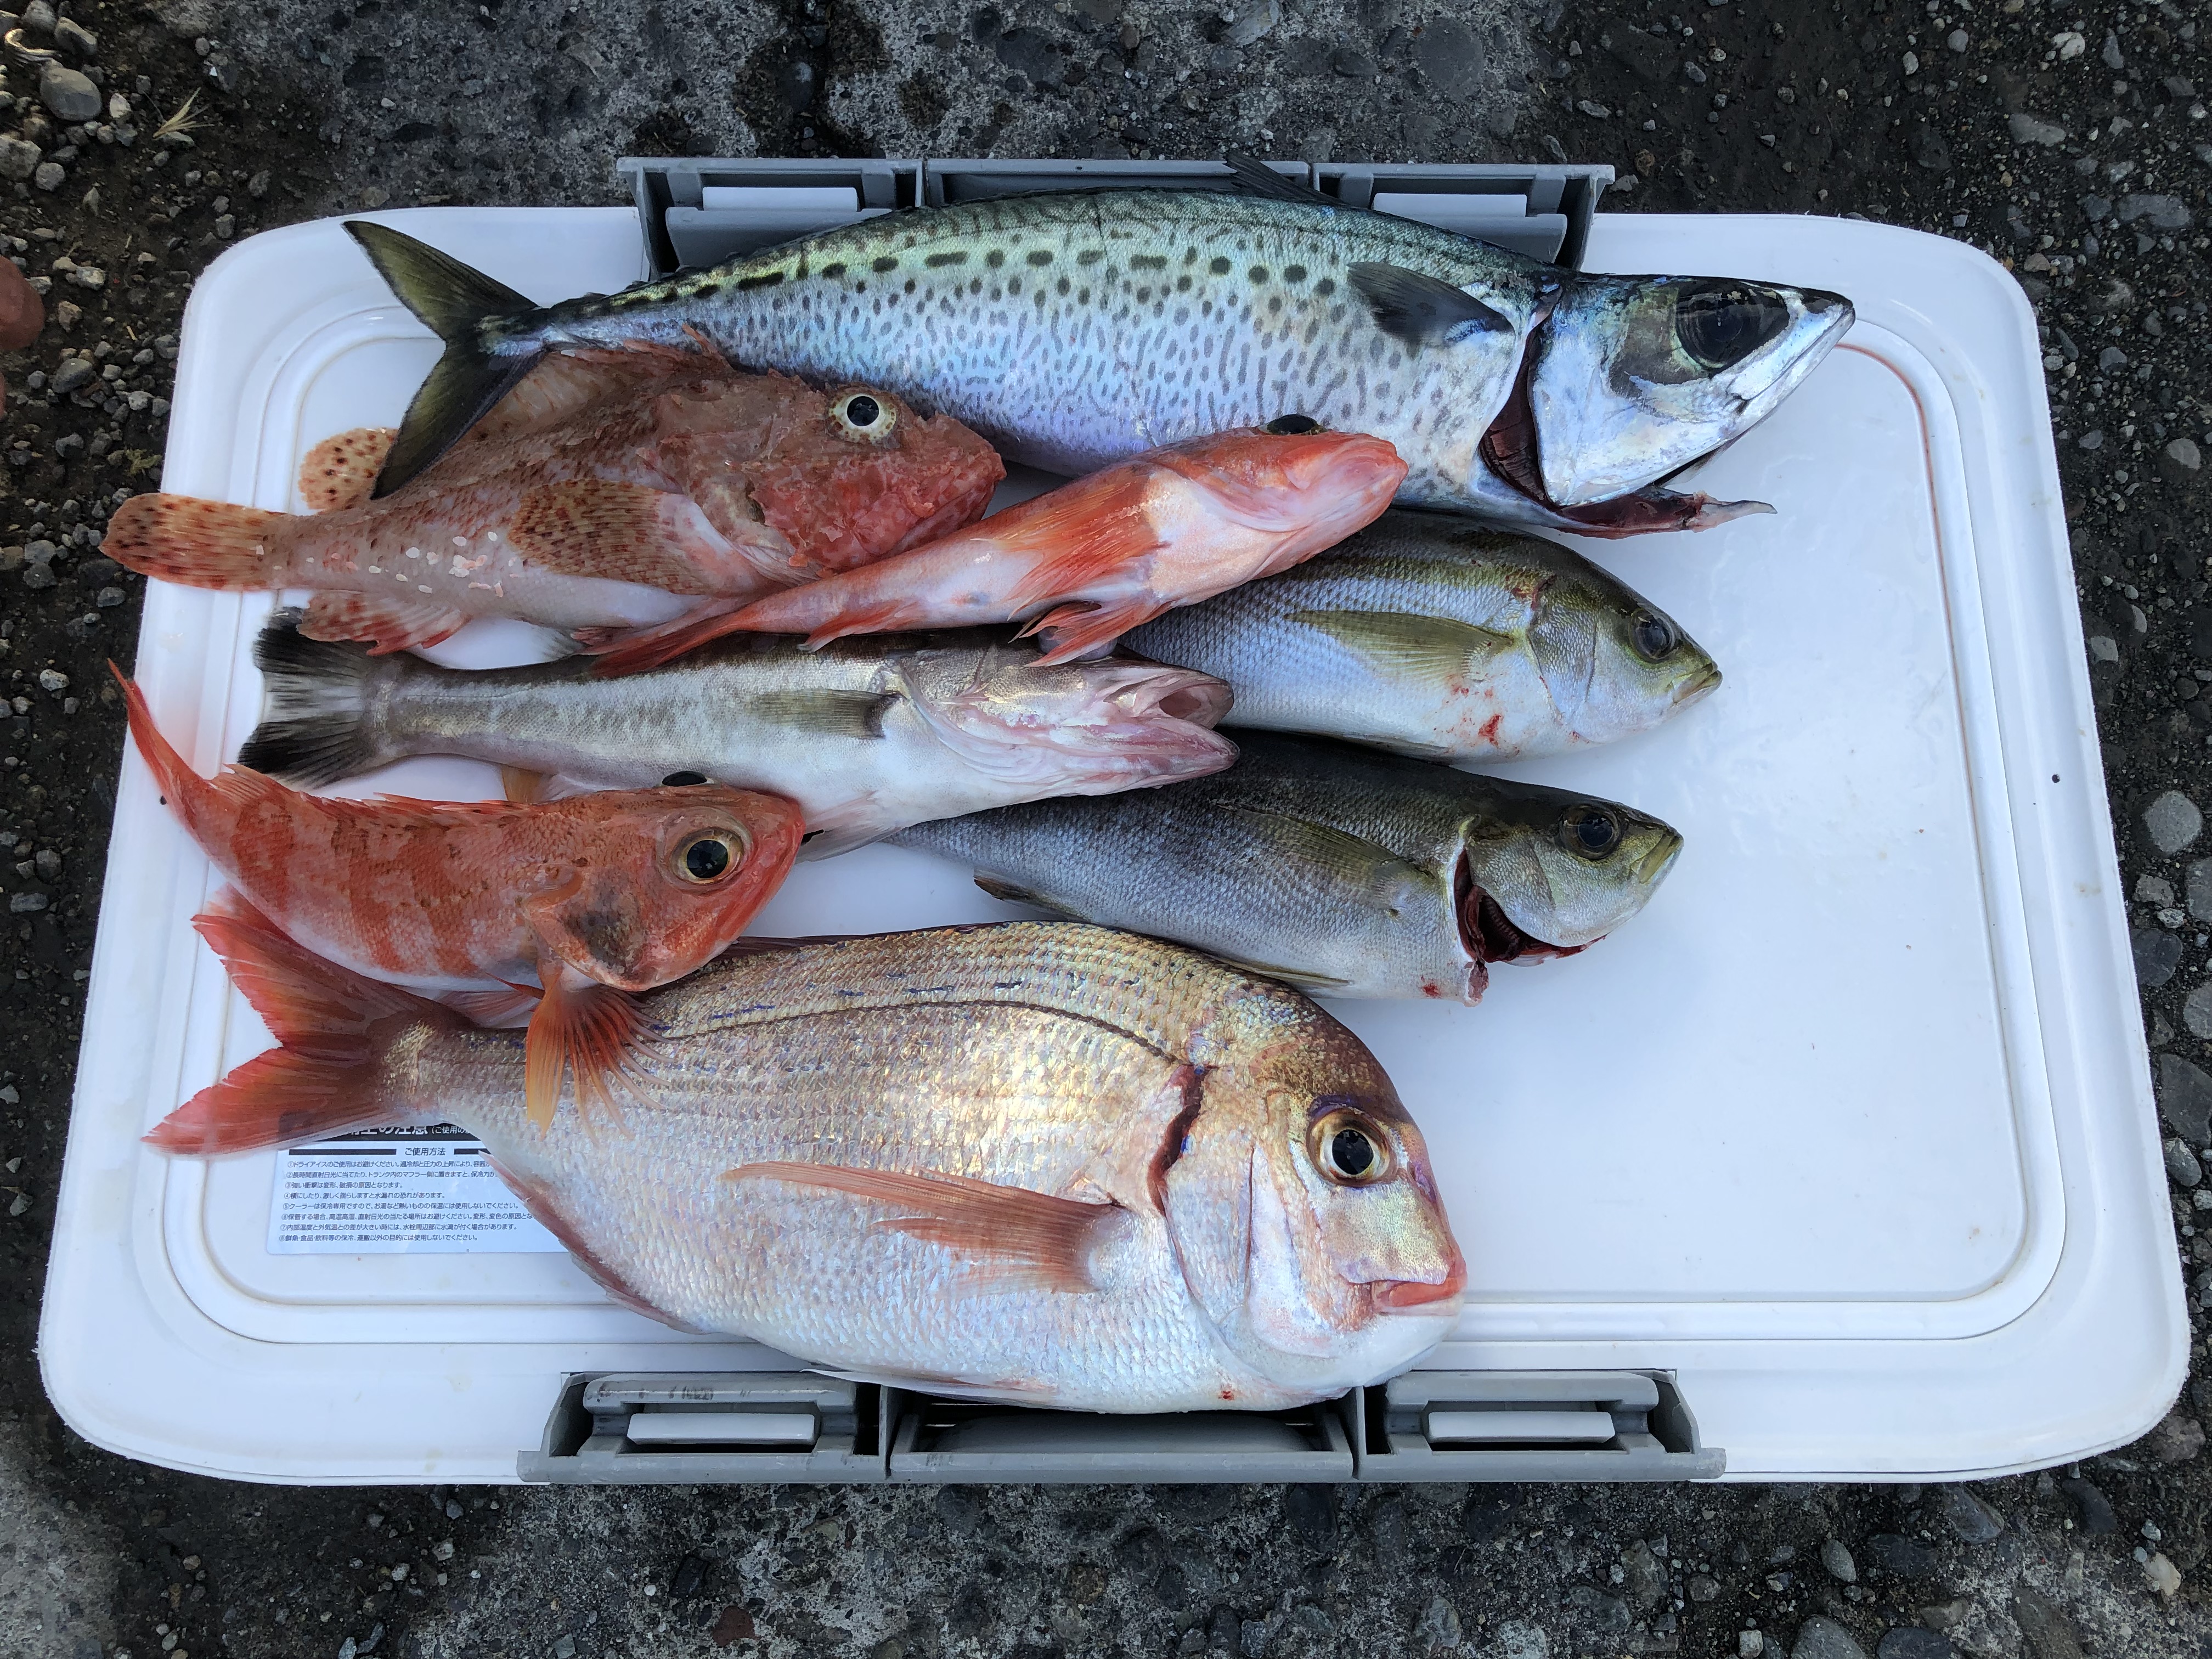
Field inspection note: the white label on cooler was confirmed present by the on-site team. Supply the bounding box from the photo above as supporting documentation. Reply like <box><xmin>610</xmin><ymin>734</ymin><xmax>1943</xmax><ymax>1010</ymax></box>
<box><xmin>267</xmin><ymin>1128</ymin><xmax>565</xmax><ymax>1255</ymax></box>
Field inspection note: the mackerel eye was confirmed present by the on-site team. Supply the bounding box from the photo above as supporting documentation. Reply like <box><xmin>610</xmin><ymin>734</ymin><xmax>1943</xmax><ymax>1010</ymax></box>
<box><xmin>1311</xmin><ymin>1108</ymin><xmax>1392</xmax><ymax>1187</ymax></box>
<box><xmin>830</xmin><ymin>389</ymin><xmax>898</xmax><ymax>443</ymax></box>
<box><xmin>674</xmin><ymin>830</ymin><xmax>744</xmax><ymax>884</ymax></box>
<box><xmin>1674</xmin><ymin>284</ymin><xmax>1791</xmax><ymax>371</ymax></box>
<box><xmin>1561</xmin><ymin>806</ymin><xmax>1621</xmax><ymax>860</ymax></box>
<box><xmin>1629</xmin><ymin>608</ymin><xmax>1678</xmax><ymax>662</ymax></box>
<box><xmin>1265</xmin><ymin>414</ymin><xmax>1325</xmax><ymax>435</ymax></box>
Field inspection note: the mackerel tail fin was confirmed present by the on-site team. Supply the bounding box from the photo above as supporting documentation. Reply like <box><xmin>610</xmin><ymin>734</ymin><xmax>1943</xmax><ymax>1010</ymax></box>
<box><xmin>144</xmin><ymin>890</ymin><xmax>456</xmax><ymax>1156</ymax></box>
<box><xmin>235</xmin><ymin>610</ymin><xmax>410</xmax><ymax>787</ymax></box>
<box><xmin>345</xmin><ymin>222</ymin><xmax>549</xmax><ymax>499</ymax></box>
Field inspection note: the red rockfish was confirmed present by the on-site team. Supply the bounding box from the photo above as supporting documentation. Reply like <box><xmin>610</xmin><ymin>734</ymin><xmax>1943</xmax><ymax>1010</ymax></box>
<box><xmin>592</xmin><ymin>426</ymin><xmax>1408</xmax><ymax>675</ymax></box>
<box><xmin>119</xmin><ymin>668</ymin><xmax>803</xmax><ymax>1125</ymax></box>
<box><xmin>101</xmin><ymin>354</ymin><xmax>1005</xmax><ymax>656</ymax></box>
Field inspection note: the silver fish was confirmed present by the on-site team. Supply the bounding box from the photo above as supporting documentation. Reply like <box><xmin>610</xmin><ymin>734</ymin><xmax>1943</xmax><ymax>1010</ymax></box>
<box><xmin>149</xmin><ymin>907</ymin><xmax>1468</xmax><ymax>1414</ymax></box>
<box><xmin>1123</xmin><ymin>511</ymin><xmax>1722</xmax><ymax>760</ymax></box>
<box><xmin>236</xmin><ymin>612</ymin><xmax>1234</xmax><ymax>854</ymax></box>
<box><xmin>345</xmin><ymin>166</ymin><xmax>1848</xmax><ymax>533</ymax></box>
<box><xmin>893</xmin><ymin>730</ymin><xmax>1683</xmax><ymax>1001</ymax></box>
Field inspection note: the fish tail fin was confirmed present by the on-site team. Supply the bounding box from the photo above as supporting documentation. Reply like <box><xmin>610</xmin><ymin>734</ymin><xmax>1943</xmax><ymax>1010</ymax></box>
<box><xmin>143</xmin><ymin>891</ymin><xmax>455</xmax><ymax>1155</ymax></box>
<box><xmin>345</xmin><ymin>222</ymin><xmax>548</xmax><ymax>499</ymax></box>
<box><xmin>234</xmin><ymin>610</ymin><xmax>408</xmax><ymax>787</ymax></box>
<box><xmin>523</xmin><ymin>969</ymin><xmax>646</xmax><ymax>1133</ymax></box>
<box><xmin>100</xmin><ymin>494</ymin><xmax>295</xmax><ymax>589</ymax></box>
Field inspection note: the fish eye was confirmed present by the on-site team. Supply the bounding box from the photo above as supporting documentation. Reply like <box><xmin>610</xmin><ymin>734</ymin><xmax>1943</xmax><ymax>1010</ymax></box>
<box><xmin>1629</xmin><ymin>608</ymin><xmax>1678</xmax><ymax>661</ymax></box>
<box><xmin>662</xmin><ymin>770</ymin><xmax>709</xmax><ymax>787</ymax></box>
<box><xmin>1674</xmin><ymin>284</ymin><xmax>1791</xmax><ymax>371</ymax></box>
<box><xmin>830</xmin><ymin>388</ymin><xmax>898</xmax><ymax>442</ymax></box>
<box><xmin>1265</xmin><ymin>414</ymin><xmax>1325</xmax><ymax>435</ymax></box>
<box><xmin>674</xmin><ymin>830</ymin><xmax>744</xmax><ymax>884</ymax></box>
<box><xmin>1562</xmin><ymin>806</ymin><xmax>1621</xmax><ymax>860</ymax></box>
<box><xmin>1310</xmin><ymin>1108</ymin><xmax>1392</xmax><ymax>1187</ymax></box>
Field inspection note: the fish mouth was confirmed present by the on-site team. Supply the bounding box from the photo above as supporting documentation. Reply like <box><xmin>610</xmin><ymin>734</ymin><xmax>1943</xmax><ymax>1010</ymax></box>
<box><xmin>1673</xmin><ymin>662</ymin><xmax>1724</xmax><ymax>707</ymax></box>
<box><xmin>1453</xmin><ymin>851</ymin><xmax>1585</xmax><ymax>968</ymax></box>
<box><xmin>1372</xmin><ymin>1247</ymin><xmax>1468</xmax><ymax>1313</ymax></box>
<box><xmin>1635</xmin><ymin>831</ymin><xmax>1684</xmax><ymax>888</ymax></box>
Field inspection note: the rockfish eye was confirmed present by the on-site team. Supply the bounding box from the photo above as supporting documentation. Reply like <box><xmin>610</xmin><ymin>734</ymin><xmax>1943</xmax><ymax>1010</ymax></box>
<box><xmin>1311</xmin><ymin>1108</ymin><xmax>1392</xmax><ymax>1186</ymax></box>
<box><xmin>830</xmin><ymin>389</ymin><xmax>896</xmax><ymax>442</ymax></box>
<box><xmin>1265</xmin><ymin>414</ymin><xmax>1325</xmax><ymax>435</ymax></box>
<box><xmin>1674</xmin><ymin>284</ymin><xmax>1791</xmax><ymax>371</ymax></box>
<box><xmin>1629</xmin><ymin>608</ymin><xmax>1678</xmax><ymax>661</ymax></box>
<box><xmin>1562</xmin><ymin>806</ymin><xmax>1621</xmax><ymax>860</ymax></box>
<box><xmin>674</xmin><ymin>830</ymin><xmax>744</xmax><ymax>884</ymax></box>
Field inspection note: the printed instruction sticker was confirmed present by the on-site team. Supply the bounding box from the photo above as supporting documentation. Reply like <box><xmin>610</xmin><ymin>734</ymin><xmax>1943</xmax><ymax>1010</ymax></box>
<box><xmin>268</xmin><ymin>1125</ymin><xmax>564</xmax><ymax>1255</ymax></box>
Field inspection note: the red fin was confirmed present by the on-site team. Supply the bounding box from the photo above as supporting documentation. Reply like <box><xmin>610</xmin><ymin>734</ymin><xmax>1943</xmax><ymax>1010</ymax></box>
<box><xmin>440</xmin><ymin>984</ymin><xmax>540</xmax><ymax>1026</ymax></box>
<box><xmin>506</xmin><ymin>481</ymin><xmax>716</xmax><ymax>593</ymax></box>
<box><xmin>143</xmin><ymin>890</ymin><xmax>449</xmax><ymax>1155</ymax></box>
<box><xmin>724</xmin><ymin>1162</ymin><xmax>1118</xmax><ymax>1294</ymax></box>
<box><xmin>296</xmin><ymin>427</ymin><xmax>396</xmax><ymax>512</ymax></box>
<box><xmin>799</xmin><ymin>599</ymin><xmax>923</xmax><ymax>650</ymax></box>
<box><xmin>101</xmin><ymin>494</ymin><xmax>292</xmax><ymax>589</ymax></box>
<box><xmin>994</xmin><ymin>465</ymin><xmax>1164</xmax><ymax>613</ymax></box>
<box><xmin>500</xmin><ymin>765</ymin><xmax>552</xmax><ymax>805</ymax></box>
<box><xmin>579</xmin><ymin>599</ymin><xmax>746</xmax><ymax>679</ymax></box>
<box><xmin>1022</xmin><ymin>597</ymin><xmax>1166</xmax><ymax>666</ymax></box>
<box><xmin>488</xmin><ymin>1155</ymin><xmax>706</xmax><ymax>1331</ymax></box>
<box><xmin>299</xmin><ymin>590</ymin><xmax>469</xmax><ymax>654</ymax></box>
<box><xmin>522</xmin><ymin>967</ymin><xmax>645</xmax><ymax>1133</ymax></box>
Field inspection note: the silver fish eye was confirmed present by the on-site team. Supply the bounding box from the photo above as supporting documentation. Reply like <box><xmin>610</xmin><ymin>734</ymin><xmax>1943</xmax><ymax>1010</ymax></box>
<box><xmin>1629</xmin><ymin>608</ymin><xmax>1678</xmax><ymax>662</ymax></box>
<box><xmin>1674</xmin><ymin>284</ymin><xmax>1791</xmax><ymax>372</ymax></box>
<box><xmin>830</xmin><ymin>388</ymin><xmax>898</xmax><ymax>442</ymax></box>
<box><xmin>1561</xmin><ymin>806</ymin><xmax>1621</xmax><ymax>860</ymax></box>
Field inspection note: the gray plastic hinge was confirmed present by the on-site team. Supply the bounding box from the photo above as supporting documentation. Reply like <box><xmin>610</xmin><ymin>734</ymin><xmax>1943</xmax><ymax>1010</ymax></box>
<box><xmin>616</xmin><ymin>156</ymin><xmax>1612</xmax><ymax>279</ymax></box>
<box><xmin>1351</xmin><ymin>1370</ymin><xmax>1724</xmax><ymax>1482</ymax></box>
<box><xmin>517</xmin><ymin>1373</ymin><xmax>888</xmax><ymax>1484</ymax></box>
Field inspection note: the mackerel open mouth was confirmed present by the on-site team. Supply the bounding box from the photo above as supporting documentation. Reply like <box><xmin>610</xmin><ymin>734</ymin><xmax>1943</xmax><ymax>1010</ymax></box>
<box><xmin>1454</xmin><ymin>851</ymin><xmax>1587</xmax><ymax>968</ymax></box>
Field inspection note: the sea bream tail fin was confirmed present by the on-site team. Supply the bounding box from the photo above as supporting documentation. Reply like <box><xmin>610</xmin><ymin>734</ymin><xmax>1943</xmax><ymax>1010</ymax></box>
<box><xmin>234</xmin><ymin>610</ymin><xmax>409</xmax><ymax>787</ymax></box>
<box><xmin>142</xmin><ymin>890</ymin><xmax>455</xmax><ymax>1156</ymax></box>
<box><xmin>101</xmin><ymin>494</ymin><xmax>295</xmax><ymax>589</ymax></box>
<box><xmin>345</xmin><ymin>222</ymin><xmax>548</xmax><ymax>499</ymax></box>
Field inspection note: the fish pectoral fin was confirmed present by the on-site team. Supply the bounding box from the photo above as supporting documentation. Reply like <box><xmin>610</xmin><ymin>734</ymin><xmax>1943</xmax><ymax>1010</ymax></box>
<box><xmin>1217</xmin><ymin>805</ymin><xmax>1431</xmax><ymax>919</ymax></box>
<box><xmin>1215</xmin><ymin>955</ymin><xmax>1357</xmax><ymax>991</ymax></box>
<box><xmin>1022</xmin><ymin>598</ymin><xmax>1164</xmax><ymax>666</ymax></box>
<box><xmin>507</xmin><ymin>481</ymin><xmax>716</xmax><ymax>592</ymax></box>
<box><xmin>750</xmin><ymin>689</ymin><xmax>898</xmax><ymax>740</ymax></box>
<box><xmin>996</xmin><ymin>467</ymin><xmax>1165</xmax><ymax>614</ymax></box>
<box><xmin>438</xmin><ymin>983</ymin><xmax>542</xmax><ymax>1026</ymax></box>
<box><xmin>487</xmin><ymin>1154</ymin><xmax>707</xmax><ymax>1331</ymax></box>
<box><xmin>296</xmin><ymin>427</ymin><xmax>397</xmax><ymax>512</ymax></box>
<box><xmin>300</xmin><ymin>591</ymin><xmax>471</xmax><ymax>656</ymax></box>
<box><xmin>498</xmin><ymin>766</ymin><xmax>595</xmax><ymax>805</ymax></box>
<box><xmin>973</xmin><ymin>874</ymin><xmax>1080</xmax><ymax>917</ymax></box>
<box><xmin>579</xmin><ymin>599</ymin><xmax>746</xmax><ymax>678</ymax></box>
<box><xmin>1291</xmin><ymin>607</ymin><xmax>1519</xmax><ymax>678</ymax></box>
<box><xmin>723</xmin><ymin>1162</ymin><xmax>1120</xmax><ymax>1294</ymax></box>
<box><xmin>522</xmin><ymin>966</ymin><xmax>646</xmax><ymax>1134</ymax></box>
<box><xmin>1348</xmin><ymin>262</ymin><xmax>1513</xmax><ymax>348</ymax></box>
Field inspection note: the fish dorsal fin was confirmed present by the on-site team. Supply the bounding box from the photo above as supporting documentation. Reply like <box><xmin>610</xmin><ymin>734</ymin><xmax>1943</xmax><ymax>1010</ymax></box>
<box><xmin>521</xmin><ymin>965</ymin><xmax>645</xmax><ymax>1134</ymax></box>
<box><xmin>1348</xmin><ymin>263</ymin><xmax>1513</xmax><ymax>348</ymax></box>
<box><xmin>724</xmin><ymin>1162</ymin><xmax>1119</xmax><ymax>1294</ymax></box>
<box><xmin>301</xmin><ymin>591</ymin><xmax>470</xmax><ymax>655</ymax></box>
<box><xmin>507</xmin><ymin>481</ymin><xmax>718</xmax><ymax>594</ymax></box>
<box><xmin>297</xmin><ymin>427</ymin><xmax>397</xmax><ymax>512</ymax></box>
<box><xmin>1290</xmin><ymin>608</ymin><xmax>1519</xmax><ymax>678</ymax></box>
<box><xmin>1217</xmin><ymin>805</ymin><xmax>1432</xmax><ymax>918</ymax></box>
<box><xmin>1219</xmin><ymin>154</ymin><xmax>1338</xmax><ymax>208</ymax></box>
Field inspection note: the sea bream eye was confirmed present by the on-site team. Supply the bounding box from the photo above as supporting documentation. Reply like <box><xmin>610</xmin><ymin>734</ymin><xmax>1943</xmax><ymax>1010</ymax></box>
<box><xmin>1674</xmin><ymin>284</ymin><xmax>1792</xmax><ymax>371</ymax></box>
<box><xmin>1311</xmin><ymin>1108</ymin><xmax>1392</xmax><ymax>1186</ymax></box>
<box><xmin>830</xmin><ymin>390</ymin><xmax>898</xmax><ymax>442</ymax></box>
<box><xmin>1630</xmin><ymin>608</ymin><xmax>1678</xmax><ymax>661</ymax></box>
<box><xmin>1562</xmin><ymin>806</ymin><xmax>1621</xmax><ymax>859</ymax></box>
<box><xmin>675</xmin><ymin>830</ymin><xmax>745</xmax><ymax>884</ymax></box>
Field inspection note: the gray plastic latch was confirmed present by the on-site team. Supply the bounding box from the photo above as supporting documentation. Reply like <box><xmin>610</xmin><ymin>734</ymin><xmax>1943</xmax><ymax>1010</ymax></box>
<box><xmin>884</xmin><ymin>1390</ymin><xmax>1356</xmax><ymax>1484</ymax></box>
<box><xmin>1352</xmin><ymin>1370</ymin><xmax>1724</xmax><ymax>1482</ymax></box>
<box><xmin>517</xmin><ymin>1373</ymin><xmax>887</xmax><ymax>1484</ymax></box>
<box><xmin>616</xmin><ymin>155</ymin><xmax>1612</xmax><ymax>280</ymax></box>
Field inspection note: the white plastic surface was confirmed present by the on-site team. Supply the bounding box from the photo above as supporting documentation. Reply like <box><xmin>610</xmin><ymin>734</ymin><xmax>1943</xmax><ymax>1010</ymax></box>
<box><xmin>38</xmin><ymin>206</ymin><xmax>2183</xmax><ymax>1482</ymax></box>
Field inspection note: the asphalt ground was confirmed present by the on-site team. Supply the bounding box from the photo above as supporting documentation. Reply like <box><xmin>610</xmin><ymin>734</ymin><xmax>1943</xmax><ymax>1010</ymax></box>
<box><xmin>3</xmin><ymin>1</ymin><xmax>2211</xmax><ymax>1655</ymax></box>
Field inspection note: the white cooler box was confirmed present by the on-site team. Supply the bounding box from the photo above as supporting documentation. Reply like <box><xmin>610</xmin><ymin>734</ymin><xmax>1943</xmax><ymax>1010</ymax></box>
<box><xmin>37</xmin><ymin>161</ymin><xmax>2185</xmax><ymax>1485</ymax></box>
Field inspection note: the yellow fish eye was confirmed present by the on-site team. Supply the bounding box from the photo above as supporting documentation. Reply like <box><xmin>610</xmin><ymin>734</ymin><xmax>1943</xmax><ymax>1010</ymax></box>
<box><xmin>830</xmin><ymin>388</ymin><xmax>899</xmax><ymax>443</ymax></box>
<box><xmin>674</xmin><ymin>830</ymin><xmax>746</xmax><ymax>884</ymax></box>
<box><xmin>1310</xmin><ymin>1107</ymin><xmax>1392</xmax><ymax>1186</ymax></box>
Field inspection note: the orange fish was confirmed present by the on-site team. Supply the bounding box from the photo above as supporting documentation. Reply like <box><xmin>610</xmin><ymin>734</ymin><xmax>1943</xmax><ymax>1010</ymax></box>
<box><xmin>588</xmin><ymin>426</ymin><xmax>1409</xmax><ymax>676</ymax></box>
<box><xmin>102</xmin><ymin>353</ymin><xmax>1006</xmax><ymax>656</ymax></box>
<box><xmin>118</xmin><ymin>667</ymin><xmax>805</xmax><ymax>1127</ymax></box>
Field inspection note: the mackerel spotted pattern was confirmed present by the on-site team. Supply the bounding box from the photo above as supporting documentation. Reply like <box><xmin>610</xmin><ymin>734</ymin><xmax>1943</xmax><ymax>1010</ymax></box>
<box><xmin>515</xmin><ymin>191</ymin><xmax>1555</xmax><ymax>507</ymax></box>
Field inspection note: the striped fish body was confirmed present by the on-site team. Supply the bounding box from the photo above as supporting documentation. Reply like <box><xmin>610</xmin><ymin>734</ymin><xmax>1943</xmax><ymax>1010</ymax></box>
<box><xmin>524</xmin><ymin>191</ymin><xmax>1552</xmax><ymax>509</ymax></box>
